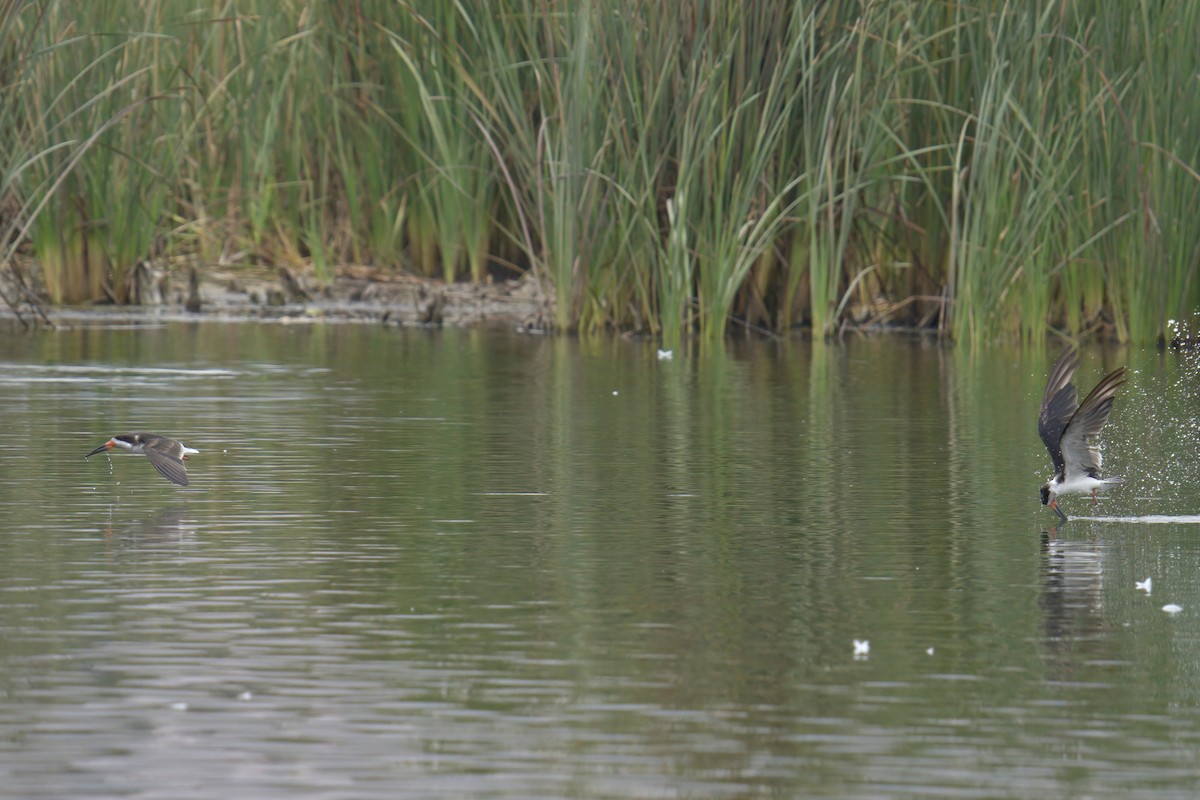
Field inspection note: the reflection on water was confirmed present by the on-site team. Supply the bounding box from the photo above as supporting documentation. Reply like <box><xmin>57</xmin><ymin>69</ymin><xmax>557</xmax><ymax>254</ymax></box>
<box><xmin>1039</xmin><ymin>533</ymin><xmax>1108</xmax><ymax>677</ymax></box>
<box><xmin>0</xmin><ymin>327</ymin><xmax>1199</xmax><ymax>798</ymax></box>
<box><xmin>101</xmin><ymin>503</ymin><xmax>194</xmax><ymax>542</ymax></box>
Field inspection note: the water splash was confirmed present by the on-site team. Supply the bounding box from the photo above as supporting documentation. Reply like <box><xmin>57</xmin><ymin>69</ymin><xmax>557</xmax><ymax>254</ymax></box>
<box><xmin>1099</xmin><ymin>318</ymin><xmax>1200</xmax><ymax>515</ymax></box>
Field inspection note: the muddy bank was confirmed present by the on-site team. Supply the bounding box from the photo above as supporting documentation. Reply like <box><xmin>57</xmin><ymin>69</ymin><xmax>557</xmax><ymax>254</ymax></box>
<box><xmin>3</xmin><ymin>263</ymin><xmax>553</xmax><ymax>331</ymax></box>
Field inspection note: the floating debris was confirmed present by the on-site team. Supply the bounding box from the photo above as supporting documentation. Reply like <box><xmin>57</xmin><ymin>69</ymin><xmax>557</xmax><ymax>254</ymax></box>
<box><xmin>612</xmin><ymin>390</ymin><xmax>619</xmax><ymax>396</ymax></box>
<box><xmin>1136</xmin><ymin>577</ymin><xmax>1152</xmax><ymax>594</ymax></box>
<box><xmin>1163</xmin><ymin>604</ymin><xmax>1183</xmax><ymax>615</ymax></box>
<box><xmin>926</xmin><ymin>646</ymin><xmax>935</xmax><ymax>656</ymax></box>
<box><xmin>853</xmin><ymin>639</ymin><xmax>870</xmax><ymax>658</ymax></box>
<box><xmin>656</xmin><ymin>349</ymin><xmax>674</xmax><ymax>361</ymax></box>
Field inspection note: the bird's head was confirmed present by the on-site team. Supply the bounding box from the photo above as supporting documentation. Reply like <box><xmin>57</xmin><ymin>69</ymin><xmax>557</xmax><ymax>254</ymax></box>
<box><xmin>1040</xmin><ymin>482</ymin><xmax>1052</xmax><ymax>506</ymax></box>
<box><xmin>85</xmin><ymin>439</ymin><xmax>117</xmax><ymax>458</ymax></box>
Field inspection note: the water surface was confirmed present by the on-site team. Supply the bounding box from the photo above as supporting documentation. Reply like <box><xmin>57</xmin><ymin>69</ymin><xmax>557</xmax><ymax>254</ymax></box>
<box><xmin>1</xmin><ymin>322</ymin><xmax>1199</xmax><ymax>798</ymax></box>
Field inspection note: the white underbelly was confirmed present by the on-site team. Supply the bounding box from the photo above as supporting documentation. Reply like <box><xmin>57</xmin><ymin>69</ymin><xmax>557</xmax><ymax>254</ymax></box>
<box><xmin>1055</xmin><ymin>474</ymin><xmax>1106</xmax><ymax>496</ymax></box>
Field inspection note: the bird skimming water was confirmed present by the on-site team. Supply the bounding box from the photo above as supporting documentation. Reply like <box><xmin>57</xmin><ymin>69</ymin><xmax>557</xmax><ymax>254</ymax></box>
<box><xmin>85</xmin><ymin>433</ymin><xmax>198</xmax><ymax>487</ymax></box>
<box><xmin>1038</xmin><ymin>348</ymin><xmax>1126</xmax><ymax>522</ymax></box>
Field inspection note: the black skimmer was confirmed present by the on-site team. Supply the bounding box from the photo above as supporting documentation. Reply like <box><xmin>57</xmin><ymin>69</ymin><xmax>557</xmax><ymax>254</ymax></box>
<box><xmin>1038</xmin><ymin>348</ymin><xmax>1126</xmax><ymax>522</ymax></box>
<box><xmin>85</xmin><ymin>433</ymin><xmax>198</xmax><ymax>487</ymax></box>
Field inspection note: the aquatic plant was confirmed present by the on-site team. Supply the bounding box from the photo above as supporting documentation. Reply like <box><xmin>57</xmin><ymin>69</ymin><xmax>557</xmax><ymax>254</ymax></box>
<box><xmin>1</xmin><ymin>0</ymin><xmax>1197</xmax><ymax>343</ymax></box>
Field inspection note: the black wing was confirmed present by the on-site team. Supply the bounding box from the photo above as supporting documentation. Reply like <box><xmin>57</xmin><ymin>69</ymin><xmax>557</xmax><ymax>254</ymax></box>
<box><xmin>1060</xmin><ymin>366</ymin><xmax>1126</xmax><ymax>481</ymax></box>
<box><xmin>1038</xmin><ymin>347</ymin><xmax>1080</xmax><ymax>475</ymax></box>
<box><xmin>144</xmin><ymin>448</ymin><xmax>189</xmax><ymax>486</ymax></box>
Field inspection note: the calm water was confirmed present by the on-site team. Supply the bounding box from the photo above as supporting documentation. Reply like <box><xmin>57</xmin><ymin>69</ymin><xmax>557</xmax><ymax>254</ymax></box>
<box><xmin>1</xmin><ymin>321</ymin><xmax>1200</xmax><ymax>798</ymax></box>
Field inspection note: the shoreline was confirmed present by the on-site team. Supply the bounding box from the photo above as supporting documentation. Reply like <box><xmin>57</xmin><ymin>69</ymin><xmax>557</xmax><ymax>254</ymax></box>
<box><xmin>2</xmin><ymin>265</ymin><xmax>552</xmax><ymax>332</ymax></box>
<box><xmin>2</xmin><ymin>263</ymin><xmax>943</xmax><ymax>338</ymax></box>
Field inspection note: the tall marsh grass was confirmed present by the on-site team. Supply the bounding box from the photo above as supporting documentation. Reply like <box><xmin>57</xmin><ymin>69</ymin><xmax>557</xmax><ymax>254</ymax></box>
<box><xmin>1</xmin><ymin>0</ymin><xmax>1197</xmax><ymax>343</ymax></box>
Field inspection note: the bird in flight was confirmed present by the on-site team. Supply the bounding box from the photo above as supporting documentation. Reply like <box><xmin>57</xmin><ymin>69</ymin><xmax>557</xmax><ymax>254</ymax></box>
<box><xmin>1038</xmin><ymin>347</ymin><xmax>1126</xmax><ymax>522</ymax></box>
<box><xmin>85</xmin><ymin>433</ymin><xmax>199</xmax><ymax>487</ymax></box>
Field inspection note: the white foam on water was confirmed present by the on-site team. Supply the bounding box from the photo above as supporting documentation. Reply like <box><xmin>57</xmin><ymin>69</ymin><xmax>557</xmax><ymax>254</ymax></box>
<box><xmin>1069</xmin><ymin>515</ymin><xmax>1200</xmax><ymax>524</ymax></box>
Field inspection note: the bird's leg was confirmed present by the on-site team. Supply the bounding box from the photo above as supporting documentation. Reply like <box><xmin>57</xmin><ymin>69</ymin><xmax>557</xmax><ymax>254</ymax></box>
<box><xmin>1091</xmin><ymin>488</ymin><xmax>1098</xmax><ymax>505</ymax></box>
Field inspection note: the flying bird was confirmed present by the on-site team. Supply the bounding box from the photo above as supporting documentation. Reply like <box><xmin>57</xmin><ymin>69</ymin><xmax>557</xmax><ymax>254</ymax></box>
<box><xmin>1038</xmin><ymin>347</ymin><xmax>1126</xmax><ymax>522</ymax></box>
<box><xmin>85</xmin><ymin>433</ymin><xmax>198</xmax><ymax>487</ymax></box>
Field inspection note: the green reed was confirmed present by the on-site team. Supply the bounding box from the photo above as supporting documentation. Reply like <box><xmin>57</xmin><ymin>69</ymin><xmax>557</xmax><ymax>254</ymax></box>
<box><xmin>1123</xmin><ymin>0</ymin><xmax>1200</xmax><ymax>342</ymax></box>
<box><xmin>383</xmin><ymin>4</ymin><xmax>495</xmax><ymax>282</ymax></box>
<box><xmin>682</xmin><ymin>5</ymin><xmax>808</xmax><ymax>341</ymax></box>
<box><xmin>3</xmin><ymin>0</ymin><xmax>1199</xmax><ymax>343</ymax></box>
<box><xmin>4</xmin><ymin>3</ymin><xmax>179</xmax><ymax>304</ymax></box>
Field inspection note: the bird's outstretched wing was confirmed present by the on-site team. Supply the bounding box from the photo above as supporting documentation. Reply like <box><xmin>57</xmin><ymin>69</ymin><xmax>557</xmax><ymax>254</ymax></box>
<box><xmin>1060</xmin><ymin>366</ymin><xmax>1126</xmax><ymax>481</ymax></box>
<box><xmin>144</xmin><ymin>447</ymin><xmax>189</xmax><ymax>486</ymax></box>
<box><xmin>1038</xmin><ymin>347</ymin><xmax>1080</xmax><ymax>475</ymax></box>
